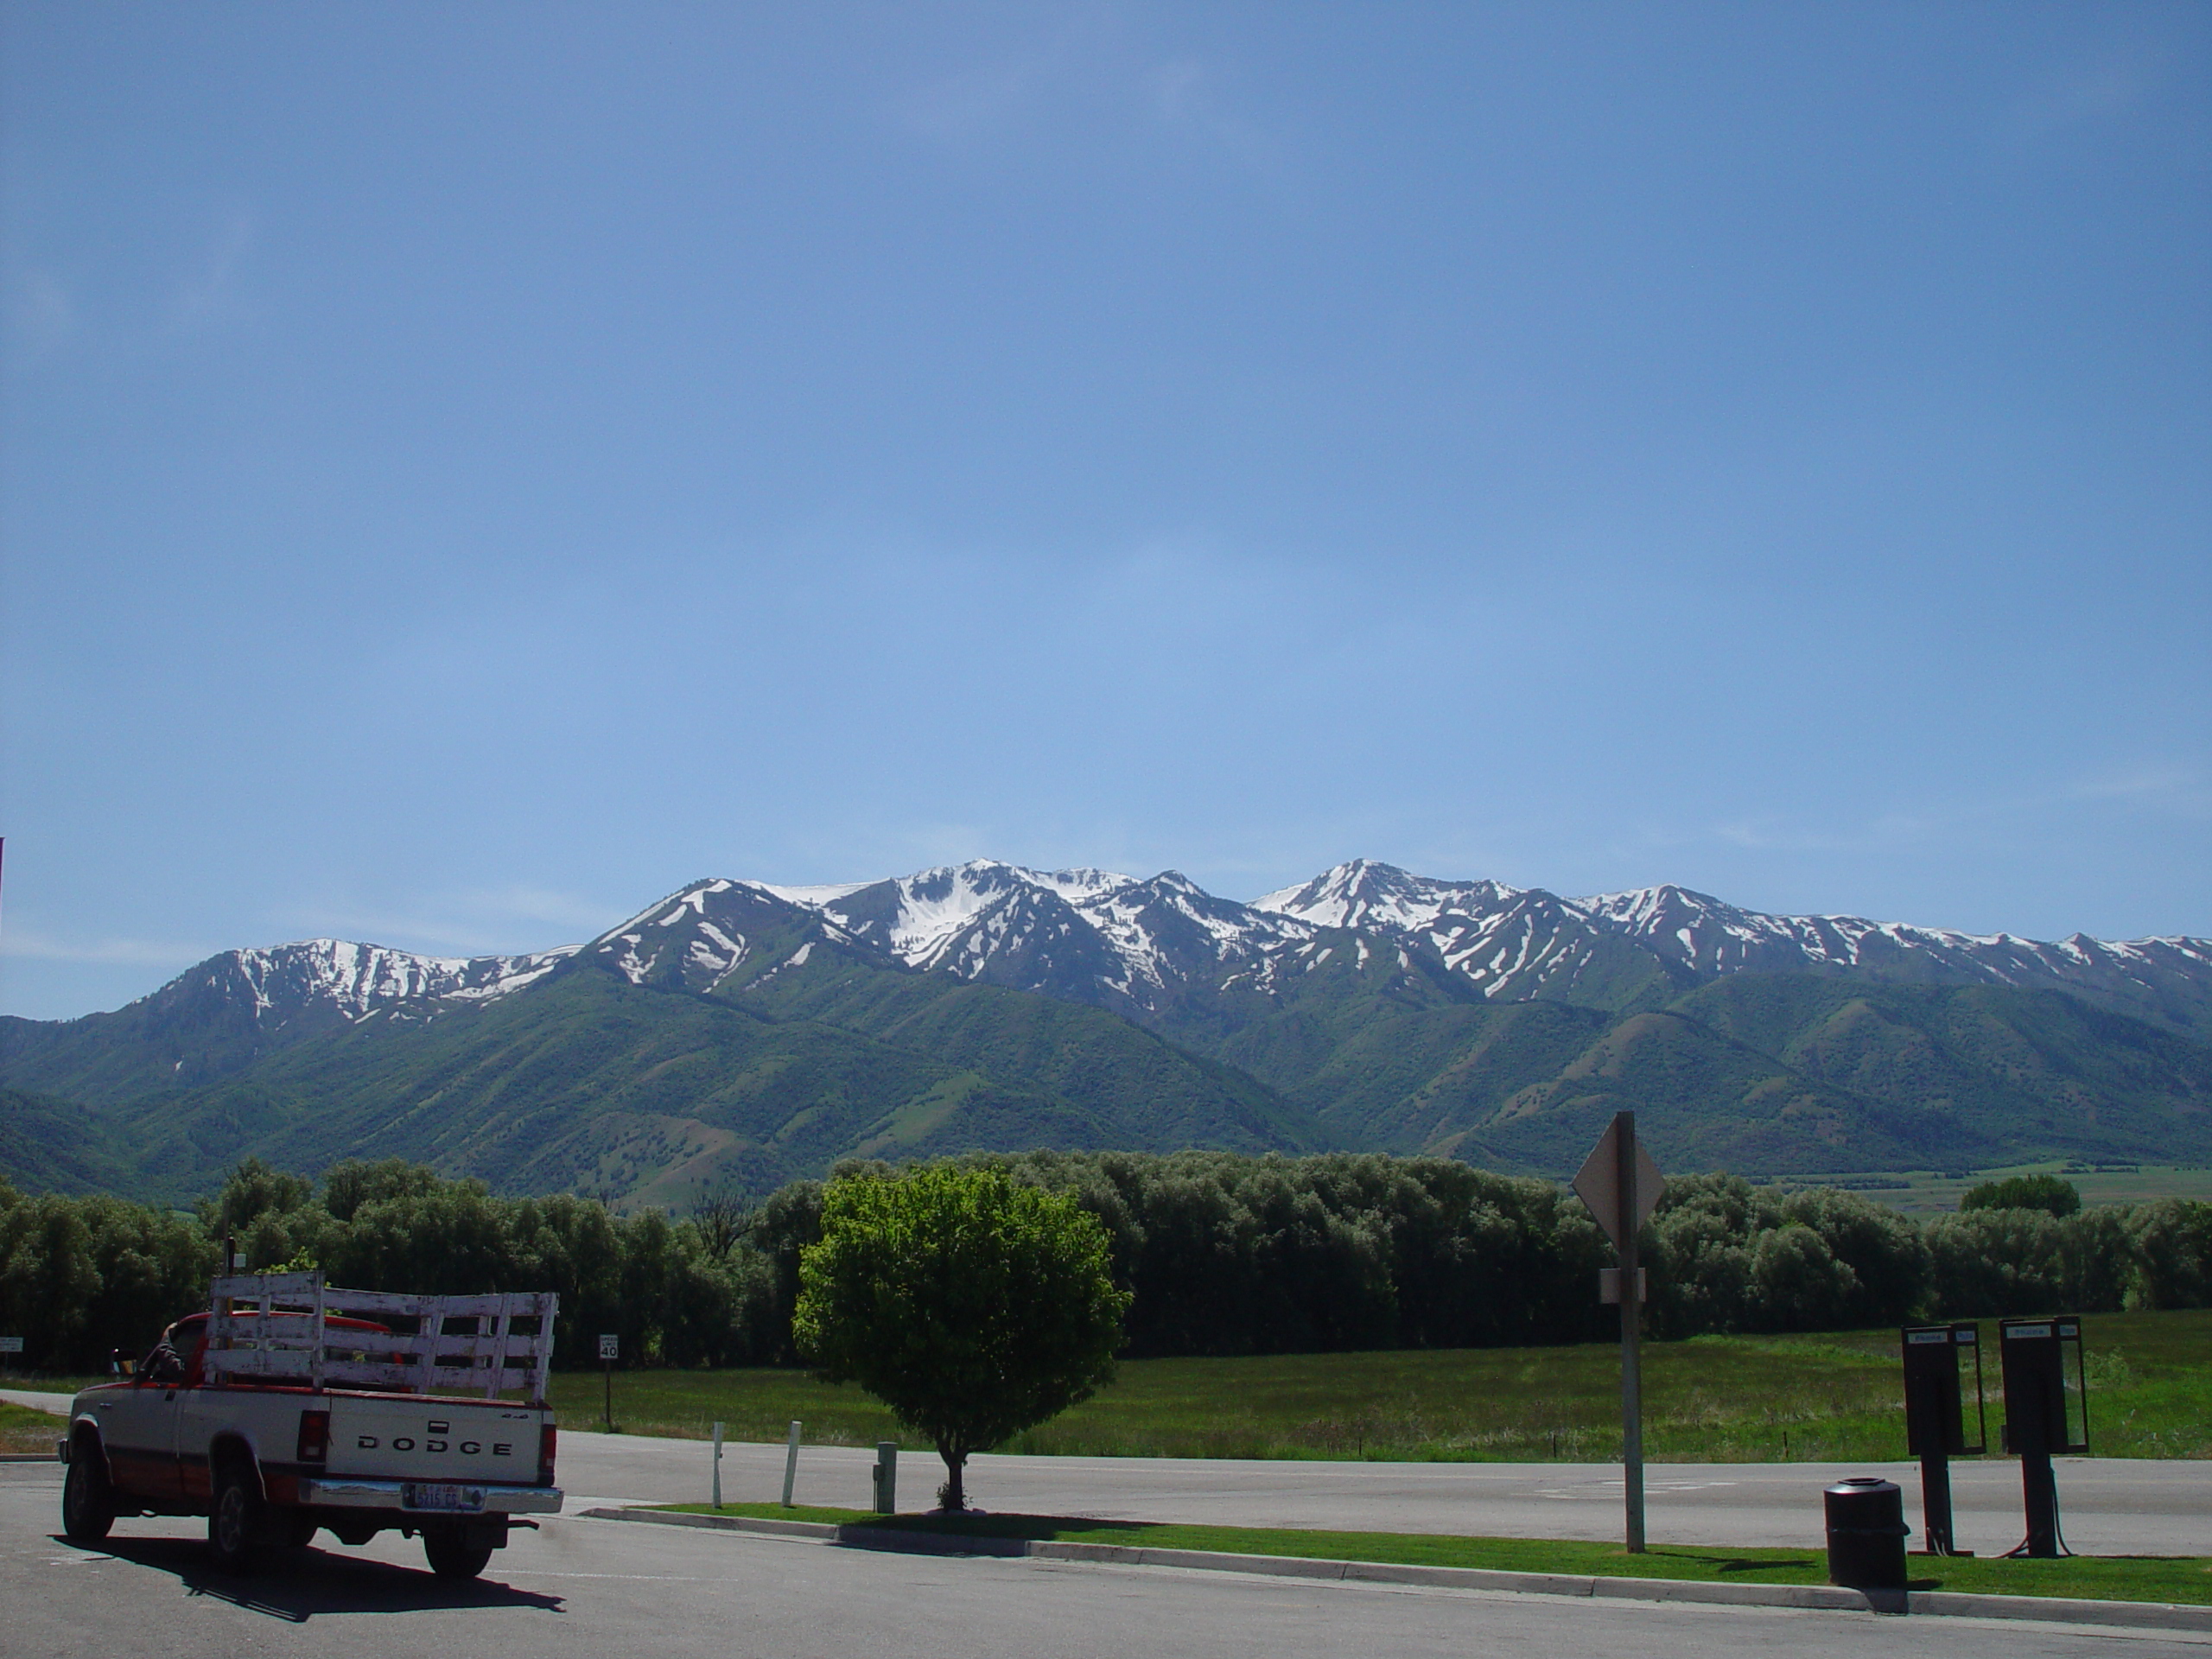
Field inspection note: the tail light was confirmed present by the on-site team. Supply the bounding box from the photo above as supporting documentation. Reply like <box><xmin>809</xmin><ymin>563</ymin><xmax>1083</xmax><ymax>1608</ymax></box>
<box><xmin>538</xmin><ymin>1422</ymin><xmax>557</xmax><ymax>1486</ymax></box>
<box><xmin>296</xmin><ymin>1408</ymin><xmax>330</xmax><ymax>1465</ymax></box>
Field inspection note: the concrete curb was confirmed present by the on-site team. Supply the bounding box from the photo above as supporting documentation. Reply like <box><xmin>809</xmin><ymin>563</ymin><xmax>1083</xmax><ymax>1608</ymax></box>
<box><xmin>585</xmin><ymin>1507</ymin><xmax>2211</xmax><ymax>1635</ymax></box>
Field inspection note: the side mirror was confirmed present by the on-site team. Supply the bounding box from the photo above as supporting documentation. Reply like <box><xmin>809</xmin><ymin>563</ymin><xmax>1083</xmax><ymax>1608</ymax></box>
<box><xmin>109</xmin><ymin>1349</ymin><xmax>133</xmax><ymax>1377</ymax></box>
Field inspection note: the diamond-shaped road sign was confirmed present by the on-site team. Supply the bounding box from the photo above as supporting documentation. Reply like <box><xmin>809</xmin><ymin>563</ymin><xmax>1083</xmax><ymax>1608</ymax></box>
<box><xmin>1573</xmin><ymin>1119</ymin><xmax>1665</xmax><ymax>1249</ymax></box>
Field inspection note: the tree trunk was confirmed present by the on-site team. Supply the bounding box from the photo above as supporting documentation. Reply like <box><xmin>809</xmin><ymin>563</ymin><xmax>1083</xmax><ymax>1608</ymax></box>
<box><xmin>936</xmin><ymin>1440</ymin><xmax>968</xmax><ymax>1511</ymax></box>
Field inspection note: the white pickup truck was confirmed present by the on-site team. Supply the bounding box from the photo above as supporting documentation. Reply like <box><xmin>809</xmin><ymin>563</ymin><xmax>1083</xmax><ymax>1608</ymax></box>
<box><xmin>59</xmin><ymin>1272</ymin><xmax>563</xmax><ymax>1579</ymax></box>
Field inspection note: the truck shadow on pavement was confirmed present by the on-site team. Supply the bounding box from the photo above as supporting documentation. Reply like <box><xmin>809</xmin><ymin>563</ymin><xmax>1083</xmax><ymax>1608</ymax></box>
<box><xmin>49</xmin><ymin>1535</ymin><xmax>565</xmax><ymax>1622</ymax></box>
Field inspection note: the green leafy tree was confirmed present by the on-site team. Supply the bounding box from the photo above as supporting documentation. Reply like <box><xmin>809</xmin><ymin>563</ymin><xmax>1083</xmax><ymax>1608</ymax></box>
<box><xmin>792</xmin><ymin>1165</ymin><xmax>1130</xmax><ymax>1510</ymax></box>
<box><xmin>1960</xmin><ymin>1173</ymin><xmax>2081</xmax><ymax>1218</ymax></box>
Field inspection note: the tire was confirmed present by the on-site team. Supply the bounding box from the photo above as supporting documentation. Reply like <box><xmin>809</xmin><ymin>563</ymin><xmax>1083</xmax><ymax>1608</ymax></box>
<box><xmin>207</xmin><ymin>1461</ymin><xmax>268</xmax><ymax>1574</ymax></box>
<box><xmin>423</xmin><ymin>1526</ymin><xmax>494</xmax><ymax>1580</ymax></box>
<box><xmin>61</xmin><ymin>1451</ymin><xmax>116</xmax><ymax>1544</ymax></box>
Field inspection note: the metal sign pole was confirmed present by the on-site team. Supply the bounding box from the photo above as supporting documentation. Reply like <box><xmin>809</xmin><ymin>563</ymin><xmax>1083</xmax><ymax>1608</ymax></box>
<box><xmin>1572</xmin><ymin>1111</ymin><xmax>1663</xmax><ymax>1559</ymax></box>
<box><xmin>1616</xmin><ymin>1110</ymin><xmax>1645</xmax><ymax>1554</ymax></box>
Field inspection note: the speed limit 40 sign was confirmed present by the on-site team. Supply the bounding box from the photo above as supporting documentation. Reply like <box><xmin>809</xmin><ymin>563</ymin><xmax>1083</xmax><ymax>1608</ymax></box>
<box><xmin>598</xmin><ymin>1333</ymin><xmax>619</xmax><ymax>1361</ymax></box>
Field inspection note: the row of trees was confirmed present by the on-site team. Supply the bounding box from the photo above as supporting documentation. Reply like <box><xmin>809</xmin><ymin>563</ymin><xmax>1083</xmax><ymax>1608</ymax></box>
<box><xmin>0</xmin><ymin>1160</ymin><xmax>778</xmax><ymax>1374</ymax></box>
<box><xmin>2</xmin><ymin>1151</ymin><xmax>2206</xmax><ymax>1376</ymax></box>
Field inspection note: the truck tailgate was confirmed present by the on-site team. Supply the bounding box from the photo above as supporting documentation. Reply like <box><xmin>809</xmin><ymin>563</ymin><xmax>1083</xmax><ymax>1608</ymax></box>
<box><xmin>326</xmin><ymin>1395</ymin><xmax>546</xmax><ymax>1485</ymax></box>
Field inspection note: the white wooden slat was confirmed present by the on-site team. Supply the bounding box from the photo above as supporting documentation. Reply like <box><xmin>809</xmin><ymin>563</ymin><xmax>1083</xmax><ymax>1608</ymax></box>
<box><xmin>197</xmin><ymin>1273</ymin><xmax>558</xmax><ymax>1401</ymax></box>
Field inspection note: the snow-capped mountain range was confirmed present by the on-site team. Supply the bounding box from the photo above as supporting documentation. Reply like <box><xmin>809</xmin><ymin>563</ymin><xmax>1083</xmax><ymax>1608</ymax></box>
<box><xmin>122</xmin><ymin>859</ymin><xmax>2212</xmax><ymax>1041</ymax></box>
<box><xmin>11</xmin><ymin>859</ymin><xmax>2211</xmax><ymax>1201</ymax></box>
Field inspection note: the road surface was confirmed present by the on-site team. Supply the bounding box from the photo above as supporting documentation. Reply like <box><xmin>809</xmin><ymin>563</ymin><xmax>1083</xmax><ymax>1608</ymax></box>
<box><xmin>3</xmin><ymin>1463</ymin><xmax>2198</xmax><ymax>1659</ymax></box>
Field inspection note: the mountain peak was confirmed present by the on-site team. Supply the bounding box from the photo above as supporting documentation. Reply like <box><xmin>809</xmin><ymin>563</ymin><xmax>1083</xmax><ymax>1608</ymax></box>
<box><xmin>1253</xmin><ymin>861</ymin><xmax>1522</xmax><ymax>931</ymax></box>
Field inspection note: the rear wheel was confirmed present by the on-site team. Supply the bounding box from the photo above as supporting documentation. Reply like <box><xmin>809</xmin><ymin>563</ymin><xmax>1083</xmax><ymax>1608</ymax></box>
<box><xmin>423</xmin><ymin>1525</ymin><xmax>494</xmax><ymax>1580</ymax></box>
<box><xmin>60</xmin><ymin>1451</ymin><xmax>116</xmax><ymax>1544</ymax></box>
<box><xmin>207</xmin><ymin>1462</ymin><xmax>268</xmax><ymax>1573</ymax></box>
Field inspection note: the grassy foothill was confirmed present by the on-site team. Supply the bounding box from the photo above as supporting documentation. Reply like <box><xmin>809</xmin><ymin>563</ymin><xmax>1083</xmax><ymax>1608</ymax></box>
<box><xmin>651</xmin><ymin>1501</ymin><xmax>2212</xmax><ymax>1607</ymax></box>
<box><xmin>1840</xmin><ymin>1163</ymin><xmax>2212</xmax><ymax>1216</ymax></box>
<box><xmin>554</xmin><ymin>1306</ymin><xmax>2211</xmax><ymax>1463</ymax></box>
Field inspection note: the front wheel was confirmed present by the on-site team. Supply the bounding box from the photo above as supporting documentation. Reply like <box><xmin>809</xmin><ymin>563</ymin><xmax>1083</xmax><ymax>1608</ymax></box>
<box><xmin>423</xmin><ymin>1526</ymin><xmax>494</xmax><ymax>1580</ymax></box>
<box><xmin>61</xmin><ymin>1452</ymin><xmax>116</xmax><ymax>1543</ymax></box>
<box><xmin>207</xmin><ymin>1463</ymin><xmax>268</xmax><ymax>1573</ymax></box>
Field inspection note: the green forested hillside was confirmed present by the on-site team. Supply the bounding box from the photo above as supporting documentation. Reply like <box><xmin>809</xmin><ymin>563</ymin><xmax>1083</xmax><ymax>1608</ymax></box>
<box><xmin>0</xmin><ymin>1086</ymin><xmax>139</xmax><ymax>1195</ymax></box>
<box><xmin>6</xmin><ymin>968</ymin><xmax>1319</xmax><ymax>1204</ymax></box>
<box><xmin>721</xmin><ymin>941</ymin><xmax>1313</xmax><ymax>1154</ymax></box>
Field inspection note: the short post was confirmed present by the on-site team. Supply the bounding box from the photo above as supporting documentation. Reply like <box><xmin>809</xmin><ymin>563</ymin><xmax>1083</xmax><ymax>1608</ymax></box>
<box><xmin>711</xmin><ymin>1421</ymin><xmax>724</xmax><ymax>1509</ymax></box>
<box><xmin>1999</xmin><ymin>1316</ymin><xmax>2088</xmax><ymax>1559</ymax></box>
<box><xmin>781</xmin><ymin>1420</ymin><xmax>802</xmax><ymax>1507</ymax></box>
<box><xmin>872</xmin><ymin>1441</ymin><xmax>897</xmax><ymax>1515</ymax></box>
<box><xmin>1918</xmin><ymin>1422</ymin><xmax>1956</xmax><ymax>1556</ymax></box>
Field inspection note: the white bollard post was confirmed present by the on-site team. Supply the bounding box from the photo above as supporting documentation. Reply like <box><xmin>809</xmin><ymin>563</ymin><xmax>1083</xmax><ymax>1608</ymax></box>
<box><xmin>781</xmin><ymin>1420</ymin><xmax>802</xmax><ymax>1508</ymax></box>
<box><xmin>711</xmin><ymin>1421</ymin><xmax>724</xmax><ymax>1509</ymax></box>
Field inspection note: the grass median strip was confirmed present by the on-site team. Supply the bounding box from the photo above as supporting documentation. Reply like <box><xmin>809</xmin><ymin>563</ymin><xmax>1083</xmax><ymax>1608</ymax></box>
<box><xmin>646</xmin><ymin>1502</ymin><xmax>2212</xmax><ymax>1606</ymax></box>
<box><xmin>0</xmin><ymin>1402</ymin><xmax>62</xmax><ymax>1455</ymax></box>
<box><xmin>558</xmin><ymin>1307</ymin><xmax>2211</xmax><ymax>1461</ymax></box>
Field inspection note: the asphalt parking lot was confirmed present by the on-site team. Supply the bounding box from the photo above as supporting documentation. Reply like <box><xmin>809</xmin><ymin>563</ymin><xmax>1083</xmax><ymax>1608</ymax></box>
<box><xmin>5</xmin><ymin>1461</ymin><xmax>2202</xmax><ymax>1659</ymax></box>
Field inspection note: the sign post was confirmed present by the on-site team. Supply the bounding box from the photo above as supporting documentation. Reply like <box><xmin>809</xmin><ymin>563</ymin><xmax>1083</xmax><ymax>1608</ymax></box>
<box><xmin>1573</xmin><ymin>1110</ymin><xmax>1664</xmax><ymax>1554</ymax></box>
<box><xmin>598</xmin><ymin>1332</ymin><xmax>619</xmax><ymax>1431</ymax></box>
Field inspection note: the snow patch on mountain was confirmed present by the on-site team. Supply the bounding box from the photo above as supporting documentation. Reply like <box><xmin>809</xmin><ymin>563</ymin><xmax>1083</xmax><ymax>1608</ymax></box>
<box><xmin>219</xmin><ymin>938</ymin><xmax>582</xmax><ymax>1020</ymax></box>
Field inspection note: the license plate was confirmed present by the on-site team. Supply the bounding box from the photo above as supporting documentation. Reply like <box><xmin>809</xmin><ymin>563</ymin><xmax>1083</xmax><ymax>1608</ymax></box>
<box><xmin>403</xmin><ymin>1483</ymin><xmax>486</xmax><ymax>1512</ymax></box>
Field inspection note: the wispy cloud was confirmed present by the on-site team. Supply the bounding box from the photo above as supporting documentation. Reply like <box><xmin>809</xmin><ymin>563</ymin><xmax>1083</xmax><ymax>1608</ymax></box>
<box><xmin>1694</xmin><ymin>760</ymin><xmax>2212</xmax><ymax>864</ymax></box>
<box><xmin>0</xmin><ymin>928</ymin><xmax>213</xmax><ymax>968</ymax></box>
<box><xmin>1141</xmin><ymin>56</ymin><xmax>1276</xmax><ymax>177</ymax></box>
<box><xmin>892</xmin><ymin>53</ymin><xmax>1056</xmax><ymax>138</ymax></box>
<box><xmin>1710</xmin><ymin>810</ymin><xmax>1937</xmax><ymax>856</ymax></box>
<box><xmin>1996</xmin><ymin>33</ymin><xmax>2181</xmax><ymax>149</ymax></box>
<box><xmin>281</xmin><ymin>885</ymin><xmax>623</xmax><ymax>956</ymax></box>
<box><xmin>169</xmin><ymin>206</ymin><xmax>254</xmax><ymax>333</ymax></box>
<box><xmin>2069</xmin><ymin>763</ymin><xmax>2212</xmax><ymax>820</ymax></box>
<box><xmin>3</xmin><ymin>268</ymin><xmax>76</xmax><ymax>358</ymax></box>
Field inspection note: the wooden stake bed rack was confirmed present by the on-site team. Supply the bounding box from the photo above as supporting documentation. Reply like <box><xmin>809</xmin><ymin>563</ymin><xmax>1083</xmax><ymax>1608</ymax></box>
<box><xmin>203</xmin><ymin>1272</ymin><xmax>559</xmax><ymax>1403</ymax></box>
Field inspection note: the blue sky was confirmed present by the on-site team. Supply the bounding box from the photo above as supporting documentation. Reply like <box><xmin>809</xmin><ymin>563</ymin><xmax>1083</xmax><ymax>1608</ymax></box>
<box><xmin>3</xmin><ymin>3</ymin><xmax>2207</xmax><ymax>1021</ymax></box>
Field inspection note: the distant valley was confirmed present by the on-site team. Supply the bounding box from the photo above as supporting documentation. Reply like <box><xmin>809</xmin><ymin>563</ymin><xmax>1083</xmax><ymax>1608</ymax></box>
<box><xmin>3</xmin><ymin>860</ymin><xmax>2208</xmax><ymax>1205</ymax></box>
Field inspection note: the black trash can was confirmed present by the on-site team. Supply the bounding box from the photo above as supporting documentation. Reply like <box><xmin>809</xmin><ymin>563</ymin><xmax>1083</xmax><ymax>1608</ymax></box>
<box><xmin>1823</xmin><ymin>1477</ymin><xmax>1910</xmax><ymax>1590</ymax></box>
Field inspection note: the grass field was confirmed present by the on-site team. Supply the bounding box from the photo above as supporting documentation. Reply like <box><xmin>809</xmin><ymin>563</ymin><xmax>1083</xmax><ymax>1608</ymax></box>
<box><xmin>552</xmin><ymin>1306</ymin><xmax>2210</xmax><ymax>1463</ymax></box>
<box><xmin>1812</xmin><ymin>1163</ymin><xmax>2212</xmax><ymax>1214</ymax></box>
<box><xmin>651</xmin><ymin>1503</ymin><xmax>2212</xmax><ymax>1606</ymax></box>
